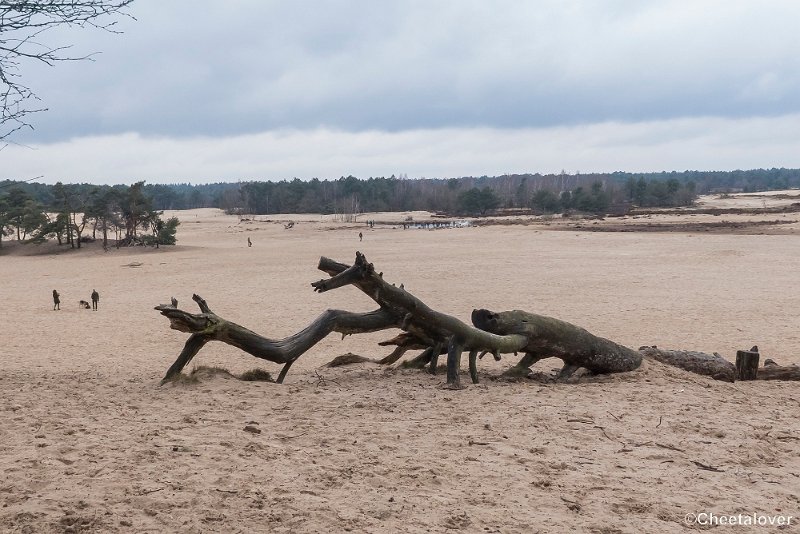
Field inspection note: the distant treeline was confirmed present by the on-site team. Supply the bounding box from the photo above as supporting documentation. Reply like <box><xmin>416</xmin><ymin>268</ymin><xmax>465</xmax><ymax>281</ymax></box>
<box><xmin>1</xmin><ymin>168</ymin><xmax>798</xmax><ymax>224</ymax></box>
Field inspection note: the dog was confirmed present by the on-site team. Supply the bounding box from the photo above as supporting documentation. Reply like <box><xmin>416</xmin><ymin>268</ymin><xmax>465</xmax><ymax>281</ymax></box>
<box><xmin>79</xmin><ymin>300</ymin><xmax>91</xmax><ymax>309</ymax></box>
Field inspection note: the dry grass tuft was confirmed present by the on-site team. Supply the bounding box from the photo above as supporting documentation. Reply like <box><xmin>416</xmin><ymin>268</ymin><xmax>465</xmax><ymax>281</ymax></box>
<box><xmin>166</xmin><ymin>365</ymin><xmax>236</xmax><ymax>385</ymax></box>
<box><xmin>165</xmin><ymin>365</ymin><xmax>274</xmax><ymax>384</ymax></box>
<box><xmin>238</xmin><ymin>368</ymin><xmax>274</xmax><ymax>382</ymax></box>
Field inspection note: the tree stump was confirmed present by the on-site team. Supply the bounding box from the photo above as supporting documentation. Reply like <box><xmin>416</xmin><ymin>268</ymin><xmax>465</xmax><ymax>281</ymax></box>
<box><xmin>735</xmin><ymin>348</ymin><xmax>760</xmax><ymax>381</ymax></box>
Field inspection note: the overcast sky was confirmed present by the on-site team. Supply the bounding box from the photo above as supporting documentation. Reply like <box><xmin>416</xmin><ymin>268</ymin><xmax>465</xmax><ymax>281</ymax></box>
<box><xmin>3</xmin><ymin>0</ymin><xmax>800</xmax><ymax>184</ymax></box>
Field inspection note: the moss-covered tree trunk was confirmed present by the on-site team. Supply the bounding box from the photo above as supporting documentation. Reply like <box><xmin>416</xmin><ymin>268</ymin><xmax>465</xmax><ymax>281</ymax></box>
<box><xmin>472</xmin><ymin>309</ymin><xmax>642</xmax><ymax>379</ymax></box>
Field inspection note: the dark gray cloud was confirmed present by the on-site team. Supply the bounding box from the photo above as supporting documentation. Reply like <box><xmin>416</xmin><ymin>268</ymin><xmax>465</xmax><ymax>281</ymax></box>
<box><xmin>4</xmin><ymin>1</ymin><xmax>800</xmax><ymax>185</ymax></box>
<box><xmin>14</xmin><ymin>0</ymin><xmax>800</xmax><ymax>142</ymax></box>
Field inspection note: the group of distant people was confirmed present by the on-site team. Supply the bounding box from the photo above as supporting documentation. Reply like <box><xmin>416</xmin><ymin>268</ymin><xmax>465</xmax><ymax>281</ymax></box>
<box><xmin>359</xmin><ymin>220</ymin><xmax>377</xmax><ymax>242</ymax></box>
<box><xmin>52</xmin><ymin>289</ymin><xmax>100</xmax><ymax>311</ymax></box>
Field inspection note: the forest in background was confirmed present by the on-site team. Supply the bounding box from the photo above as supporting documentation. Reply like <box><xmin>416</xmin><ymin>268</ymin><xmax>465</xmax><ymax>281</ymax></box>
<box><xmin>1</xmin><ymin>167</ymin><xmax>798</xmax><ymax>248</ymax></box>
<box><xmin>5</xmin><ymin>167</ymin><xmax>797</xmax><ymax>214</ymax></box>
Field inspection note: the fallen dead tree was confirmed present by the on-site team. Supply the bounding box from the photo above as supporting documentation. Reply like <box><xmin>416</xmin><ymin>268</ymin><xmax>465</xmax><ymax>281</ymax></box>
<box><xmin>156</xmin><ymin>252</ymin><xmax>798</xmax><ymax>387</ymax></box>
<box><xmin>157</xmin><ymin>252</ymin><xmax>642</xmax><ymax>387</ymax></box>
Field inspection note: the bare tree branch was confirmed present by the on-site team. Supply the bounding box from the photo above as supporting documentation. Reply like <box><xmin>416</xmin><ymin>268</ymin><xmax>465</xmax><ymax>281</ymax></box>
<box><xmin>0</xmin><ymin>0</ymin><xmax>135</xmax><ymax>139</ymax></box>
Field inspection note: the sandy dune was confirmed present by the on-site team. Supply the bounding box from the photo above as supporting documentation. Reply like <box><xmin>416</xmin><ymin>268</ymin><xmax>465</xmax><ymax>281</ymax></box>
<box><xmin>1</xmin><ymin>200</ymin><xmax>798</xmax><ymax>532</ymax></box>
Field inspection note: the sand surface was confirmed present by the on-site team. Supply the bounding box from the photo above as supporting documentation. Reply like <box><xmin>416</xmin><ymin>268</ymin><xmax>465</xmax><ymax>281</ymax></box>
<box><xmin>1</xmin><ymin>197</ymin><xmax>799</xmax><ymax>532</ymax></box>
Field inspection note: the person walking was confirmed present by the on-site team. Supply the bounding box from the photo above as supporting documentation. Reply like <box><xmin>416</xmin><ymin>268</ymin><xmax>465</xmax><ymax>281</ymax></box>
<box><xmin>91</xmin><ymin>289</ymin><xmax>99</xmax><ymax>311</ymax></box>
<box><xmin>359</xmin><ymin>232</ymin><xmax>363</xmax><ymax>242</ymax></box>
<box><xmin>52</xmin><ymin>290</ymin><xmax>60</xmax><ymax>311</ymax></box>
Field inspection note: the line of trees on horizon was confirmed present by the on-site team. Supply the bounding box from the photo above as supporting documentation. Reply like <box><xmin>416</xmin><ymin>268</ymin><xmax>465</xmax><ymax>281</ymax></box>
<box><xmin>206</xmin><ymin>167</ymin><xmax>796</xmax><ymax>216</ymax></box>
<box><xmin>2</xmin><ymin>167</ymin><xmax>798</xmax><ymax>247</ymax></box>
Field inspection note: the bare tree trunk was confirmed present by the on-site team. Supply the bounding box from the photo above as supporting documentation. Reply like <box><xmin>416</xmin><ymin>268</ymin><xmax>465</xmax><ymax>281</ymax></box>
<box><xmin>72</xmin><ymin>212</ymin><xmax>83</xmax><ymax>249</ymax></box>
